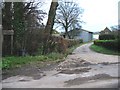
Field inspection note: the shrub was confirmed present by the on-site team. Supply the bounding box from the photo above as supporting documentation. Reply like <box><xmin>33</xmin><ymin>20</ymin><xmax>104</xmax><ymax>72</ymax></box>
<box><xmin>94</xmin><ymin>40</ymin><xmax>118</xmax><ymax>50</ymax></box>
<box><xmin>99</xmin><ymin>34</ymin><xmax>115</xmax><ymax>40</ymax></box>
<box><xmin>43</xmin><ymin>35</ymin><xmax>83</xmax><ymax>54</ymax></box>
<box><xmin>15</xmin><ymin>28</ymin><xmax>83</xmax><ymax>56</ymax></box>
<box><xmin>66</xmin><ymin>39</ymin><xmax>83</xmax><ymax>48</ymax></box>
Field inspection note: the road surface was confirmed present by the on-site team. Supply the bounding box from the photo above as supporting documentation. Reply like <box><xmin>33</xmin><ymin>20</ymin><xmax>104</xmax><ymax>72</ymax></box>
<box><xmin>2</xmin><ymin>43</ymin><xmax>120</xmax><ymax>88</ymax></box>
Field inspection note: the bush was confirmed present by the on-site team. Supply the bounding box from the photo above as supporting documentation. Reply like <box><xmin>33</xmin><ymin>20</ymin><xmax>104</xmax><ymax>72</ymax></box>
<box><xmin>99</xmin><ymin>34</ymin><xmax>115</xmax><ymax>40</ymax></box>
<box><xmin>43</xmin><ymin>35</ymin><xmax>83</xmax><ymax>54</ymax></box>
<box><xmin>14</xmin><ymin>28</ymin><xmax>83</xmax><ymax>55</ymax></box>
<box><xmin>66</xmin><ymin>39</ymin><xmax>83</xmax><ymax>48</ymax></box>
<box><xmin>94</xmin><ymin>40</ymin><xmax>118</xmax><ymax>50</ymax></box>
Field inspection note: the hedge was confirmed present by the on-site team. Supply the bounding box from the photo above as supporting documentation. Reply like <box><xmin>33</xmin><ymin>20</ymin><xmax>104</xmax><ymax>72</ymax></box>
<box><xmin>94</xmin><ymin>40</ymin><xmax>119</xmax><ymax>50</ymax></box>
<box><xmin>99</xmin><ymin>34</ymin><xmax>115</xmax><ymax>40</ymax></box>
<box><xmin>21</xmin><ymin>29</ymin><xmax>83</xmax><ymax>55</ymax></box>
<box><xmin>16</xmin><ymin>30</ymin><xmax>83</xmax><ymax>56</ymax></box>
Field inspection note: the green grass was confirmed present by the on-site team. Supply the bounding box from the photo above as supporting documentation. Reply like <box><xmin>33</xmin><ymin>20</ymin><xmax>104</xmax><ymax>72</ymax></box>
<box><xmin>90</xmin><ymin>44</ymin><xmax>120</xmax><ymax>55</ymax></box>
<box><xmin>1</xmin><ymin>53</ymin><xmax>65</xmax><ymax>70</ymax></box>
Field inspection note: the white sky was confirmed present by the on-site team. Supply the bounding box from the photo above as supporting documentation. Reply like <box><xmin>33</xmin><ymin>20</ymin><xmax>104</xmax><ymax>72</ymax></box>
<box><xmin>41</xmin><ymin>0</ymin><xmax>119</xmax><ymax>32</ymax></box>
<box><xmin>78</xmin><ymin>0</ymin><xmax>119</xmax><ymax>32</ymax></box>
<box><xmin>119</xmin><ymin>1</ymin><xmax>120</xmax><ymax>24</ymax></box>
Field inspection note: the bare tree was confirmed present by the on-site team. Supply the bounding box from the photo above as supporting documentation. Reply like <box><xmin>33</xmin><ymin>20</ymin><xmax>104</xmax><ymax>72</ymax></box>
<box><xmin>55</xmin><ymin>1</ymin><xmax>83</xmax><ymax>38</ymax></box>
<box><xmin>24</xmin><ymin>1</ymin><xmax>46</xmax><ymax>28</ymax></box>
<box><xmin>111</xmin><ymin>25</ymin><xmax>120</xmax><ymax>31</ymax></box>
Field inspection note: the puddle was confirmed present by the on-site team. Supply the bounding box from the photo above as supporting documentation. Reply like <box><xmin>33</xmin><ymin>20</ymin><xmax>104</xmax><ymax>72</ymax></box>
<box><xmin>64</xmin><ymin>74</ymin><xmax>116</xmax><ymax>86</ymax></box>
<box><xmin>98</xmin><ymin>62</ymin><xmax>120</xmax><ymax>65</ymax></box>
<box><xmin>59</xmin><ymin>67</ymin><xmax>91</xmax><ymax>74</ymax></box>
<box><xmin>2</xmin><ymin>76</ymin><xmax>33</xmax><ymax>83</ymax></box>
<box><xmin>19</xmin><ymin>79</ymin><xmax>30</xmax><ymax>82</ymax></box>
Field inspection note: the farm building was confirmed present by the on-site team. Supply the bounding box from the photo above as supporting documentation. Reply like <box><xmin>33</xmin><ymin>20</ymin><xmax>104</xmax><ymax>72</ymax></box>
<box><xmin>62</xmin><ymin>28</ymin><xmax>93</xmax><ymax>42</ymax></box>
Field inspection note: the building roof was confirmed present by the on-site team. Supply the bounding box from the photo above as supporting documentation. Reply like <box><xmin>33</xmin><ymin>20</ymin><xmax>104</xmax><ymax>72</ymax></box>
<box><xmin>69</xmin><ymin>28</ymin><xmax>93</xmax><ymax>33</ymax></box>
<box><xmin>61</xmin><ymin>28</ymin><xmax>93</xmax><ymax>35</ymax></box>
<box><xmin>79</xmin><ymin>29</ymin><xmax>93</xmax><ymax>33</ymax></box>
<box><xmin>104</xmin><ymin>27</ymin><xmax>111</xmax><ymax>31</ymax></box>
<box><xmin>100</xmin><ymin>27</ymin><xmax>111</xmax><ymax>34</ymax></box>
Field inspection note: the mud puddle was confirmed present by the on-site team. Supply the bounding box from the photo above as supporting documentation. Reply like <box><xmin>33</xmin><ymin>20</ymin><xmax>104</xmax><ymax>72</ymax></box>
<box><xmin>64</xmin><ymin>74</ymin><xmax>117</xmax><ymax>86</ymax></box>
<box><xmin>59</xmin><ymin>63</ymin><xmax>119</xmax><ymax>87</ymax></box>
<box><xmin>59</xmin><ymin>67</ymin><xmax>91</xmax><ymax>74</ymax></box>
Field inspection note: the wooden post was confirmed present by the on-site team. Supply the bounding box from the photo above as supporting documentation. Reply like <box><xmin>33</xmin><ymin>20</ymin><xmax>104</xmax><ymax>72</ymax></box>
<box><xmin>0</xmin><ymin>25</ymin><xmax>2</xmax><ymax>57</ymax></box>
<box><xmin>3</xmin><ymin>30</ymin><xmax>14</xmax><ymax>55</ymax></box>
<box><xmin>0</xmin><ymin>5</ymin><xmax>2</xmax><ymax>57</ymax></box>
<box><xmin>11</xmin><ymin>34</ymin><xmax>13</xmax><ymax>55</ymax></box>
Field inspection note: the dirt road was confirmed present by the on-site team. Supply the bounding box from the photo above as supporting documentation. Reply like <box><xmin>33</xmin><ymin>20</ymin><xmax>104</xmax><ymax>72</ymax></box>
<box><xmin>2</xmin><ymin>43</ymin><xmax>119</xmax><ymax>88</ymax></box>
<box><xmin>72</xmin><ymin>42</ymin><xmax>119</xmax><ymax>63</ymax></box>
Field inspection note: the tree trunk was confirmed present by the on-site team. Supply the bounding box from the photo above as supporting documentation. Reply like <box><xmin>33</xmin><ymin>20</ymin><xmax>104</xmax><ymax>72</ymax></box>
<box><xmin>43</xmin><ymin>0</ymin><xmax>58</xmax><ymax>54</ymax></box>
<box><xmin>44</xmin><ymin>0</ymin><xmax>58</xmax><ymax>34</ymax></box>
<box><xmin>65</xmin><ymin>26</ymin><xmax>70</xmax><ymax>39</ymax></box>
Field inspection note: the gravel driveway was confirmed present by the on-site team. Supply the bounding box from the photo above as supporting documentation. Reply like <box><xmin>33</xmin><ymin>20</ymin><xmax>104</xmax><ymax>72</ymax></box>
<box><xmin>73</xmin><ymin>42</ymin><xmax>119</xmax><ymax>64</ymax></box>
<box><xmin>2</xmin><ymin>42</ymin><xmax>119</xmax><ymax>88</ymax></box>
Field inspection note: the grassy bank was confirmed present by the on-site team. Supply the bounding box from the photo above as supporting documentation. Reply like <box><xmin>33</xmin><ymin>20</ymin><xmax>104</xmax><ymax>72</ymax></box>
<box><xmin>1</xmin><ymin>53</ymin><xmax>64</xmax><ymax>70</ymax></box>
<box><xmin>1</xmin><ymin>43</ymin><xmax>83</xmax><ymax>70</ymax></box>
<box><xmin>90</xmin><ymin>44</ymin><xmax>120</xmax><ymax>56</ymax></box>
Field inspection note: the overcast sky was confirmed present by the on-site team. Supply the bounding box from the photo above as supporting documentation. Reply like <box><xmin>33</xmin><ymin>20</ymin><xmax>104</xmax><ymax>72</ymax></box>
<box><xmin>41</xmin><ymin>0</ymin><xmax>119</xmax><ymax>32</ymax></box>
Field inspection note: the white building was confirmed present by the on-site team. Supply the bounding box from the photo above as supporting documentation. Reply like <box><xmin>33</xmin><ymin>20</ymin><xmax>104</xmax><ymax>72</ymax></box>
<box><xmin>65</xmin><ymin>29</ymin><xmax>93</xmax><ymax>42</ymax></box>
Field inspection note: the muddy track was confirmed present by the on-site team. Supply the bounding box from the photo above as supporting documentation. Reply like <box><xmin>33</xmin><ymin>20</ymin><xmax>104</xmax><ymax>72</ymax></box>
<box><xmin>2</xmin><ymin>61</ymin><xmax>60</xmax><ymax>80</ymax></box>
<box><xmin>2</xmin><ymin>43</ymin><xmax>119</xmax><ymax>88</ymax></box>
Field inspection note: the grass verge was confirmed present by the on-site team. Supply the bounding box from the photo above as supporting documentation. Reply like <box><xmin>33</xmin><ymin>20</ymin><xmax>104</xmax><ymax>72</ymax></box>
<box><xmin>90</xmin><ymin>44</ymin><xmax>120</xmax><ymax>56</ymax></box>
<box><xmin>1</xmin><ymin>43</ymin><xmax>84</xmax><ymax>70</ymax></box>
<box><xmin>1</xmin><ymin>53</ymin><xmax>64</xmax><ymax>70</ymax></box>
